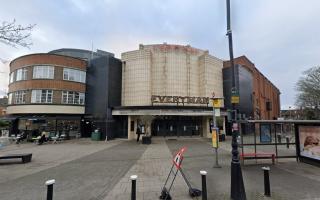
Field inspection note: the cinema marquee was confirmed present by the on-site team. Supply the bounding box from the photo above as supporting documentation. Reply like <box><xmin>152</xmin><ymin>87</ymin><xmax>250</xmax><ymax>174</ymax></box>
<box><xmin>151</xmin><ymin>95</ymin><xmax>210</xmax><ymax>105</ymax></box>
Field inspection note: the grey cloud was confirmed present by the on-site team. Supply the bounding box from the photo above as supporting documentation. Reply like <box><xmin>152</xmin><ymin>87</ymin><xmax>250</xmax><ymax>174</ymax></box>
<box><xmin>0</xmin><ymin>0</ymin><xmax>319</xmax><ymax>109</ymax></box>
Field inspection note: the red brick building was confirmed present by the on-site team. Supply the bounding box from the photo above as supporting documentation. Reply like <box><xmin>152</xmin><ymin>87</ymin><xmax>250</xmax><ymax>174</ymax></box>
<box><xmin>223</xmin><ymin>56</ymin><xmax>280</xmax><ymax>120</ymax></box>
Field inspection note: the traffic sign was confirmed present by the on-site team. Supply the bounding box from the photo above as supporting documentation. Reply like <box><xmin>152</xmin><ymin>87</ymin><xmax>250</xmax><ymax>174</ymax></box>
<box><xmin>173</xmin><ymin>147</ymin><xmax>187</xmax><ymax>169</ymax></box>
<box><xmin>231</xmin><ymin>95</ymin><xmax>240</xmax><ymax>104</ymax></box>
<box><xmin>231</xmin><ymin>87</ymin><xmax>238</xmax><ymax>94</ymax></box>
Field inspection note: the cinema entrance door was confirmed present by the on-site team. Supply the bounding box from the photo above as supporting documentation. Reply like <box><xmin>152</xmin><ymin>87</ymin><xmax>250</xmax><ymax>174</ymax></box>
<box><xmin>151</xmin><ymin>116</ymin><xmax>202</xmax><ymax>137</ymax></box>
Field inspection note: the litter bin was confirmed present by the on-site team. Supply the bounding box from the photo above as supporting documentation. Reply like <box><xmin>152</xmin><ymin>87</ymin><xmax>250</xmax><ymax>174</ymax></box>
<box><xmin>142</xmin><ymin>136</ymin><xmax>151</xmax><ymax>144</ymax></box>
<box><xmin>91</xmin><ymin>130</ymin><xmax>101</xmax><ymax>141</ymax></box>
<box><xmin>219</xmin><ymin>134</ymin><xmax>225</xmax><ymax>142</ymax></box>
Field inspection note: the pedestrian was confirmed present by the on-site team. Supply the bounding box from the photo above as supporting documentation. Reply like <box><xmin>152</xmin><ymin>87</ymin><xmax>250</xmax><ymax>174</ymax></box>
<box><xmin>136</xmin><ymin>125</ymin><xmax>141</xmax><ymax>142</ymax></box>
<box><xmin>38</xmin><ymin>133</ymin><xmax>46</xmax><ymax>145</ymax></box>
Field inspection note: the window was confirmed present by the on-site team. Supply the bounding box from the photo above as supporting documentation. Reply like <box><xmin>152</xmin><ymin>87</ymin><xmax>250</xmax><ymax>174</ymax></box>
<box><xmin>14</xmin><ymin>91</ymin><xmax>26</xmax><ymax>104</ymax></box>
<box><xmin>9</xmin><ymin>72</ymin><xmax>15</xmax><ymax>83</ymax></box>
<box><xmin>62</xmin><ymin>91</ymin><xmax>85</xmax><ymax>105</ymax></box>
<box><xmin>8</xmin><ymin>93</ymin><xmax>12</xmax><ymax>104</ymax></box>
<box><xmin>79</xmin><ymin>93</ymin><xmax>85</xmax><ymax>105</ymax></box>
<box><xmin>63</xmin><ymin>68</ymin><xmax>86</xmax><ymax>83</ymax></box>
<box><xmin>31</xmin><ymin>90</ymin><xmax>53</xmax><ymax>103</ymax></box>
<box><xmin>33</xmin><ymin>65</ymin><xmax>54</xmax><ymax>79</ymax></box>
<box><xmin>16</xmin><ymin>68</ymin><xmax>28</xmax><ymax>81</ymax></box>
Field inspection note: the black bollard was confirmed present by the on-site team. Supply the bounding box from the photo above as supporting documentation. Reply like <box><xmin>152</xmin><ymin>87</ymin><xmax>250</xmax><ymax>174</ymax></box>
<box><xmin>286</xmin><ymin>136</ymin><xmax>290</xmax><ymax>149</ymax></box>
<box><xmin>130</xmin><ymin>175</ymin><xmax>137</xmax><ymax>200</ymax></box>
<box><xmin>200</xmin><ymin>171</ymin><xmax>207</xmax><ymax>200</ymax></box>
<box><xmin>262</xmin><ymin>167</ymin><xmax>271</xmax><ymax>197</ymax></box>
<box><xmin>45</xmin><ymin>179</ymin><xmax>55</xmax><ymax>200</ymax></box>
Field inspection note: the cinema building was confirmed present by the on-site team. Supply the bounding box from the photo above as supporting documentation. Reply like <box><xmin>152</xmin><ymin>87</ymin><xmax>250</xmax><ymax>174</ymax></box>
<box><xmin>112</xmin><ymin>44</ymin><xmax>225</xmax><ymax>139</ymax></box>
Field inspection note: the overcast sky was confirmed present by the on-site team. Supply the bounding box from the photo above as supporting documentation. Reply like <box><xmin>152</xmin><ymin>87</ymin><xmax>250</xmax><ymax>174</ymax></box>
<box><xmin>1</xmin><ymin>0</ymin><xmax>320</xmax><ymax>109</ymax></box>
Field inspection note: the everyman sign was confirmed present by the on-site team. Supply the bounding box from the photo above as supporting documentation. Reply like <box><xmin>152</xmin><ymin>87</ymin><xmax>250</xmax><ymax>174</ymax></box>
<box><xmin>151</xmin><ymin>95</ymin><xmax>210</xmax><ymax>105</ymax></box>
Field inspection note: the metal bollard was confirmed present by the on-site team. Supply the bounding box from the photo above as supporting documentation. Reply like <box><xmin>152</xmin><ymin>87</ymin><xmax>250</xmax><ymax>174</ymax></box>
<box><xmin>286</xmin><ymin>136</ymin><xmax>290</xmax><ymax>149</ymax></box>
<box><xmin>130</xmin><ymin>175</ymin><xmax>137</xmax><ymax>200</ymax></box>
<box><xmin>262</xmin><ymin>167</ymin><xmax>271</xmax><ymax>197</ymax></box>
<box><xmin>45</xmin><ymin>179</ymin><xmax>55</xmax><ymax>200</ymax></box>
<box><xmin>200</xmin><ymin>171</ymin><xmax>207</xmax><ymax>200</ymax></box>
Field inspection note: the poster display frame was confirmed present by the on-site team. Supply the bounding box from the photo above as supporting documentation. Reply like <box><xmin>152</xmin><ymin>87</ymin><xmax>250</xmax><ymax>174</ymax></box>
<box><xmin>260</xmin><ymin>123</ymin><xmax>272</xmax><ymax>143</ymax></box>
<box><xmin>295</xmin><ymin>124</ymin><xmax>320</xmax><ymax>165</ymax></box>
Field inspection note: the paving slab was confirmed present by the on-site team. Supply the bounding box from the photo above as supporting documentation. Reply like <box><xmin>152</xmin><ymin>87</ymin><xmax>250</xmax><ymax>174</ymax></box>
<box><xmin>165</xmin><ymin>137</ymin><xmax>320</xmax><ymax>200</ymax></box>
<box><xmin>104</xmin><ymin>137</ymin><xmax>193</xmax><ymax>200</ymax></box>
<box><xmin>0</xmin><ymin>140</ymin><xmax>147</xmax><ymax>200</ymax></box>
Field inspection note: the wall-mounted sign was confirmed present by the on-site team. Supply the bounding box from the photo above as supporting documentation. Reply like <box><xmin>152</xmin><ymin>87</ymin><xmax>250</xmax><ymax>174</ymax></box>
<box><xmin>151</xmin><ymin>95</ymin><xmax>210</xmax><ymax>105</ymax></box>
<box><xmin>213</xmin><ymin>99</ymin><xmax>223</xmax><ymax>108</ymax></box>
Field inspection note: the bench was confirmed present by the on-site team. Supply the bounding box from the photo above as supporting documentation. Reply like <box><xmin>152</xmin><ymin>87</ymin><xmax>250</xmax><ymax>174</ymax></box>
<box><xmin>0</xmin><ymin>153</ymin><xmax>32</xmax><ymax>163</ymax></box>
<box><xmin>240</xmin><ymin>153</ymin><xmax>275</xmax><ymax>165</ymax></box>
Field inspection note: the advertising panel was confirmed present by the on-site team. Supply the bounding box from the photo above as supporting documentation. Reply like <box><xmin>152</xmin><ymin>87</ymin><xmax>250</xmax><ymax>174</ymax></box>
<box><xmin>260</xmin><ymin>124</ymin><xmax>272</xmax><ymax>143</ymax></box>
<box><xmin>298</xmin><ymin>126</ymin><xmax>320</xmax><ymax>161</ymax></box>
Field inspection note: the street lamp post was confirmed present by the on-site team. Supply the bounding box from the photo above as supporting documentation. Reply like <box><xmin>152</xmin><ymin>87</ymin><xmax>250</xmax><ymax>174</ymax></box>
<box><xmin>226</xmin><ymin>0</ymin><xmax>246</xmax><ymax>199</ymax></box>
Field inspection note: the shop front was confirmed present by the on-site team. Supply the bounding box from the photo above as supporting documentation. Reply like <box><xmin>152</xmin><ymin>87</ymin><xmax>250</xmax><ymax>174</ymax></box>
<box><xmin>10</xmin><ymin>115</ymin><xmax>84</xmax><ymax>139</ymax></box>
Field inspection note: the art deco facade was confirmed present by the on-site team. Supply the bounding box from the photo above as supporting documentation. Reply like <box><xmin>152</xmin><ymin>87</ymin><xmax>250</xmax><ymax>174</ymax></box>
<box><xmin>7</xmin><ymin>54</ymin><xmax>87</xmax><ymax>114</ymax></box>
<box><xmin>121</xmin><ymin>44</ymin><xmax>224</xmax><ymax>106</ymax></box>
<box><xmin>115</xmin><ymin>43</ymin><xmax>224</xmax><ymax>139</ymax></box>
<box><xmin>5</xmin><ymin>49</ymin><xmax>123</xmax><ymax>139</ymax></box>
<box><xmin>6</xmin><ymin>53</ymin><xmax>87</xmax><ymax>138</ymax></box>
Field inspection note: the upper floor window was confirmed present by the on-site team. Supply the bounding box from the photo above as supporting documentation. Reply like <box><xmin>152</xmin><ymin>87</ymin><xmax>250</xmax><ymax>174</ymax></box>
<box><xmin>33</xmin><ymin>65</ymin><xmax>54</xmax><ymax>79</ymax></box>
<box><xmin>9</xmin><ymin>72</ymin><xmax>15</xmax><ymax>83</ymax></box>
<box><xmin>31</xmin><ymin>90</ymin><xmax>53</xmax><ymax>103</ymax></box>
<box><xmin>16</xmin><ymin>68</ymin><xmax>28</xmax><ymax>81</ymax></box>
<box><xmin>8</xmin><ymin>93</ymin><xmax>12</xmax><ymax>105</ymax></box>
<box><xmin>63</xmin><ymin>68</ymin><xmax>86</xmax><ymax>83</ymax></box>
<box><xmin>14</xmin><ymin>91</ymin><xmax>26</xmax><ymax>104</ymax></box>
<box><xmin>62</xmin><ymin>91</ymin><xmax>85</xmax><ymax>105</ymax></box>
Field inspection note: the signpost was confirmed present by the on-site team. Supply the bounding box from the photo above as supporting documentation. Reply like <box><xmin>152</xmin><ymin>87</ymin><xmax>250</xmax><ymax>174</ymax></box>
<box><xmin>211</xmin><ymin>92</ymin><xmax>222</xmax><ymax>168</ymax></box>
<box><xmin>231</xmin><ymin>87</ymin><xmax>240</xmax><ymax>104</ymax></box>
<box><xmin>226</xmin><ymin>0</ymin><xmax>247</xmax><ymax>198</ymax></box>
<box><xmin>212</xmin><ymin>128</ymin><xmax>221</xmax><ymax>168</ymax></box>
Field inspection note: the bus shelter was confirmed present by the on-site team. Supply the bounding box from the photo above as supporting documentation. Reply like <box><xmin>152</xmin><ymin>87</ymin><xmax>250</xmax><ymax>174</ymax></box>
<box><xmin>239</xmin><ymin>120</ymin><xmax>320</xmax><ymax>166</ymax></box>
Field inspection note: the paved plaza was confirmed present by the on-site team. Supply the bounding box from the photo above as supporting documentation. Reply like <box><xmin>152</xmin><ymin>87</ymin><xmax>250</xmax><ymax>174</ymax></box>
<box><xmin>0</xmin><ymin>137</ymin><xmax>320</xmax><ymax>199</ymax></box>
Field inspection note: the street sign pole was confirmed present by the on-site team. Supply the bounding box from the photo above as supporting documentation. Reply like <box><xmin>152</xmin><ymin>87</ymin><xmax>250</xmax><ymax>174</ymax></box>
<box><xmin>226</xmin><ymin>0</ymin><xmax>246</xmax><ymax>199</ymax></box>
<box><xmin>212</xmin><ymin>95</ymin><xmax>221</xmax><ymax>168</ymax></box>
<box><xmin>213</xmin><ymin>128</ymin><xmax>221</xmax><ymax>168</ymax></box>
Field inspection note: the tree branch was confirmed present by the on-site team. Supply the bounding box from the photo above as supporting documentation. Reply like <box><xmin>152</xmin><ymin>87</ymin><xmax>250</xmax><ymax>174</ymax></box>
<box><xmin>0</xmin><ymin>19</ymin><xmax>36</xmax><ymax>48</ymax></box>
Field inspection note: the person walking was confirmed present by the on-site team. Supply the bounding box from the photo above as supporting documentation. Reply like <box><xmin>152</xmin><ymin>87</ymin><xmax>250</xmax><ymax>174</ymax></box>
<box><xmin>136</xmin><ymin>125</ymin><xmax>141</xmax><ymax>142</ymax></box>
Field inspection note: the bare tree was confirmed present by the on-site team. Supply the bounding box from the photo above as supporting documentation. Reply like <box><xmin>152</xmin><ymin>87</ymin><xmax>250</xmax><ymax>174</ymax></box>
<box><xmin>296</xmin><ymin>66</ymin><xmax>320</xmax><ymax>119</ymax></box>
<box><xmin>0</xmin><ymin>19</ymin><xmax>35</xmax><ymax>48</ymax></box>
